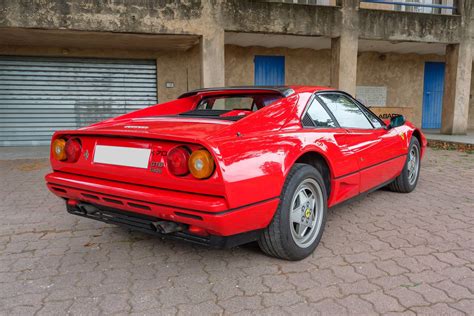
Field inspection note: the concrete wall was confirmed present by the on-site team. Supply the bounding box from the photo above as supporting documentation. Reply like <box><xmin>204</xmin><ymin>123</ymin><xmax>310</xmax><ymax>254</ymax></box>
<box><xmin>357</xmin><ymin>52</ymin><xmax>444</xmax><ymax>127</ymax></box>
<box><xmin>470</xmin><ymin>65</ymin><xmax>474</xmax><ymax>129</ymax></box>
<box><xmin>156</xmin><ymin>46</ymin><xmax>201</xmax><ymax>103</ymax></box>
<box><xmin>0</xmin><ymin>0</ymin><xmax>463</xmax><ymax>44</ymax></box>
<box><xmin>224</xmin><ymin>45</ymin><xmax>451</xmax><ymax>128</ymax></box>
<box><xmin>225</xmin><ymin>45</ymin><xmax>331</xmax><ymax>87</ymax></box>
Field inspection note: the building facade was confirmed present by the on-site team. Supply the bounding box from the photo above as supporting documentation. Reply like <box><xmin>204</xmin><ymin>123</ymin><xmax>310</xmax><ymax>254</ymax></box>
<box><xmin>0</xmin><ymin>0</ymin><xmax>472</xmax><ymax>146</ymax></box>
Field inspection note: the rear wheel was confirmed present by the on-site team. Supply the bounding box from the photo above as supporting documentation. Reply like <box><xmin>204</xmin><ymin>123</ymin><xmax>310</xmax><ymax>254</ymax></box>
<box><xmin>258</xmin><ymin>164</ymin><xmax>327</xmax><ymax>260</ymax></box>
<box><xmin>388</xmin><ymin>137</ymin><xmax>421</xmax><ymax>193</ymax></box>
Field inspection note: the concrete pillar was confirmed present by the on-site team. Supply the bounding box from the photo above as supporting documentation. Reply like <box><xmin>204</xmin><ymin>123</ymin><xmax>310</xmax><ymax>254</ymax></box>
<box><xmin>200</xmin><ymin>29</ymin><xmax>225</xmax><ymax>88</ymax></box>
<box><xmin>331</xmin><ymin>0</ymin><xmax>359</xmax><ymax>96</ymax></box>
<box><xmin>441</xmin><ymin>0</ymin><xmax>473</xmax><ymax>134</ymax></box>
<box><xmin>441</xmin><ymin>43</ymin><xmax>473</xmax><ymax>134</ymax></box>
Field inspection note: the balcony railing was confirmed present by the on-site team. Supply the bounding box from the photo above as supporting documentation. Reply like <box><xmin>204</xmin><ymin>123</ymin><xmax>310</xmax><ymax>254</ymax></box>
<box><xmin>262</xmin><ymin>0</ymin><xmax>458</xmax><ymax>14</ymax></box>
<box><xmin>263</xmin><ymin>0</ymin><xmax>337</xmax><ymax>6</ymax></box>
<box><xmin>360</xmin><ymin>0</ymin><xmax>457</xmax><ymax>15</ymax></box>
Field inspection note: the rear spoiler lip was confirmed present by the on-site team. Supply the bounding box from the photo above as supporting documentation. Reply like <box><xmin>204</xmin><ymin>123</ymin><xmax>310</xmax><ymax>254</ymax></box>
<box><xmin>51</xmin><ymin>129</ymin><xmax>212</xmax><ymax>145</ymax></box>
<box><xmin>178</xmin><ymin>86</ymin><xmax>295</xmax><ymax>99</ymax></box>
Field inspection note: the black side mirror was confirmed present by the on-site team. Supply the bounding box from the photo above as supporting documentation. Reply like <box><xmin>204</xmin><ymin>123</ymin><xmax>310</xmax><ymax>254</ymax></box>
<box><xmin>388</xmin><ymin>115</ymin><xmax>406</xmax><ymax>129</ymax></box>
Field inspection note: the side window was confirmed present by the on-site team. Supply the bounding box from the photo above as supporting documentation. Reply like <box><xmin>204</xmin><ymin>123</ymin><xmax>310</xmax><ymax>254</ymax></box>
<box><xmin>318</xmin><ymin>94</ymin><xmax>373</xmax><ymax>129</ymax></box>
<box><xmin>306</xmin><ymin>98</ymin><xmax>336</xmax><ymax>128</ymax></box>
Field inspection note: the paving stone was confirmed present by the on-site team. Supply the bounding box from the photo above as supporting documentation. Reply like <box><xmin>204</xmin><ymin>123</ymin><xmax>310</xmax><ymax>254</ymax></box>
<box><xmin>411</xmin><ymin>303</ymin><xmax>465</xmax><ymax>315</ymax></box>
<box><xmin>98</xmin><ymin>293</ymin><xmax>131</xmax><ymax>314</ymax></box>
<box><xmin>177</xmin><ymin>300</ymin><xmax>224</xmax><ymax>315</ymax></box>
<box><xmin>311</xmin><ymin>298</ymin><xmax>348</xmax><ymax>315</ymax></box>
<box><xmin>448</xmin><ymin>299</ymin><xmax>474</xmax><ymax>315</ymax></box>
<box><xmin>0</xmin><ymin>149</ymin><xmax>472</xmax><ymax>314</ymax></box>
<box><xmin>338</xmin><ymin>294</ymin><xmax>378</xmax><ymax>315</ymax></box>
<box><xmin>432</xmin><ymin>279</ymin><xmax>472</xmax><ymax>301</ymax></box>
<box><xmin>300</xmin><ymin>285</ymin><xmax>342</xmax><ymax>303</ymax></box>
<box><xmin>409</xmin><ymin>283</ymin><xmax>452</xmax><ymax>304</ymax></box>
<box><xmin>262</xmin><ymin>290</ymin><xmax>304</xmax><ymax>307</ymax></box>
<box><xmin>362</xmin><ymin>290</ymin><xmax>405</xmax><ymax>314</ymax></box>
<box><xmin>219</xmin><ymin>295</ymin><xmax>262</xmax><ymax>313</ymax></box>
<box><xmin>262</xmin><ymin>274</ymin><xmax>295</xmax><ymax>293</ymax></box>
<box><xmin>387</xmin><ymin>287</ymin><xmax>430</xmax><ymax>308</ymax></box>
<box><xmin>338</xmin><ymin>279</ymin><xmax>380</xmax><ymax>296</ymax></box>
<box><xmin>36</xmin><ymin>300</ymin><xmax>73</xmax><ymax>316</ymax></box>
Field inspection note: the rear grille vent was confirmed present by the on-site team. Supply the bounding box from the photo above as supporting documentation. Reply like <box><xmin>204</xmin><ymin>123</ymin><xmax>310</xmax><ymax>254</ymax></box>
<box><xmin>128</xmin><ymin>202</ymin><xmax>151</xmax><ymax>211</ymax></box>
<box><xmin>103</xmin><ymin>197</ymin><xmax>123</xmax><ymax>205</ymax></box>
<box><xmin>82</xmin><ymin>193</ymin><xmax>99</xmax><ymax>200</ymax></box>
<box><xmin>52</xmin><ymin>187</ymin><xmax>67</xmax><ymax>193</ymax></box>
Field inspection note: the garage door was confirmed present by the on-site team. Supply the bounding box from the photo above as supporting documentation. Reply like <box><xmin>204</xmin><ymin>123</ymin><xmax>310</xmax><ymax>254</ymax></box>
<box><xmin>0</xmin><ymin>56</ymin><xmax>158</xmax><ymax>146</ymax></box>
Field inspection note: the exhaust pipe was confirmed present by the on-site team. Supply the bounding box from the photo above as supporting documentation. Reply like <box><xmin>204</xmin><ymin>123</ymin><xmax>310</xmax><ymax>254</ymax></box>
<box><xmin>72</xmin><ymin>202</ymin><xmax>185</xmax><ymax>235</ymax></box>
<box><xmin>76</xmin><ymin>203</ymin><xmax>99</xmax><ymax>215</ymax></box>
<box><xmin>151</xmin><ymin>221</ymin><xmax>185</xmax><ymax>234</ymax></box>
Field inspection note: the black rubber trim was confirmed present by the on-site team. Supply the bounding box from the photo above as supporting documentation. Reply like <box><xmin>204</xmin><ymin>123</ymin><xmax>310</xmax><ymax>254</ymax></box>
<box><xmin>67</xmin><ymin>202</ymin><xmax>262</xmax><ymax>248</ymax></box>
<box><xmin>48</xmin><ymin>181</ymin><xmax>279</xmax><ymax>216</ymax></box>
<box><xmin>178</xmin><ymin>86</ymin><xmax>294</xmax><ymax>99</ymax></box>
<box><xmin>334</xmin><ymin>154</ymin><xmax>407</xmax><ymax>180</ymax></box>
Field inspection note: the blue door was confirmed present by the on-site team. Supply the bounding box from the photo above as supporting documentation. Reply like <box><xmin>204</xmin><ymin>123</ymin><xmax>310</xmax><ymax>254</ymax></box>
<box><xmin>422</xmin><ymin>62</ymin><xmax>445</xmax><ymax>129</ymax></box>
<box><xmin>254</xmin><ymin>56</ymin><xmax>285</xmax><ymax>86</ymax></box>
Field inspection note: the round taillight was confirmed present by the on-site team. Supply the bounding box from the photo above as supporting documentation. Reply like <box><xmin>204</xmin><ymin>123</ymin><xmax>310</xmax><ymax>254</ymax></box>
<box><xmin>52</xmin><ymin>138</ymin><xmax>67</xmax><ymax>161</ymax></box>
<box><xmin>167</xmin><ymin>146</ymin><xmax>190</xmax><ymax>176</ymax></box>
<box><xmin>65</xmin><ymin>138</ymin><xmax>82</xmax><ymax>162</ymax></box>
<box><xmin>188</xmin><ymin>149</ymin><xmax>215</xmax><ymax>179</ymax></box>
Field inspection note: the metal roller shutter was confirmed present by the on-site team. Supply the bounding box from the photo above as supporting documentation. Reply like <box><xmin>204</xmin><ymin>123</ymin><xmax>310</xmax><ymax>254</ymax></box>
<box><xmin>0</xmin><ymin>56</ymin><xmax>158</xmax><ymax>146</ymax></box>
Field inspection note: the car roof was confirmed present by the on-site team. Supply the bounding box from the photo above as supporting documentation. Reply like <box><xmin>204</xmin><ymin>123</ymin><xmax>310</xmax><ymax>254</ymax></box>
<box><xmin>177</xmin><ymin>85</ymin><xmax>333</xmax><ymax>99</ymax></box>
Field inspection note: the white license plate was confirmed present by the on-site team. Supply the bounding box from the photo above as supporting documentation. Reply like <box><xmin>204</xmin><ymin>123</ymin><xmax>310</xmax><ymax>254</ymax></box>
<box><xmin>93</xmin><ymin>145</ymin><xmax>151</xmax><ymax>169</ymax></box>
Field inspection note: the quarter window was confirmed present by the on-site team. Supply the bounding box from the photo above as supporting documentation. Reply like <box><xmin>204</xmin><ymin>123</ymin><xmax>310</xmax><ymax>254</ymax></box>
<box><xmin>306</xmin><ymin>98</ymin><xmax>336</xmax><ymax>128</ymax></box>
<box><xmin>318</xmin><ymin>94</ymin><xmax>373</xmax><ymax>129</ymax></box>
<box><xmin>358</xmin><ymin>103</ymin><xmax>385</xmax><ymax>128</ymax></box>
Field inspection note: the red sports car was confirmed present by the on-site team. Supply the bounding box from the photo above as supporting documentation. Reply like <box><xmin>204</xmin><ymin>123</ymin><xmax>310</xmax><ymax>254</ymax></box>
<box><xmin>46</xmin><ymin>86</ymin><xmax>426</xmax><ymax>260</ymax></box>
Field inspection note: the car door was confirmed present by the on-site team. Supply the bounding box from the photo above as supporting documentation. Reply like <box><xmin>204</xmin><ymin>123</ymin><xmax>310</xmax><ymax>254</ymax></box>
<box><xmin>317</xmin><ymin>92</ymin><xmax>405</xmax><ymax>193</ymax></box>
<box><xmin>355</xmin><ymin>102</ymin><xmax>407</xmax><ymax>191</ymax></box>
<box><xmin>302</xmin><ymin>96</ymin><xmax>361</xmax><ymax>205</ymax></box>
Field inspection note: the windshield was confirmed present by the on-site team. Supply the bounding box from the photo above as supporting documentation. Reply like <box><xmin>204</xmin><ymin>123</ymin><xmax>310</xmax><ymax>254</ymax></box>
<box><xmin>179</xmin><ymin>93</ymin><xmax>283</xmax><ymax>120</ymax></box>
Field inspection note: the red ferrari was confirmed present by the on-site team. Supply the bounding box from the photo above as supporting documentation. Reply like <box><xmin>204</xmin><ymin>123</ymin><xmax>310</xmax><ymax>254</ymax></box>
<box><xmin>46</xmin><ymin>86</ymin><xmax>426</xmax><ymax>260</ymax></box>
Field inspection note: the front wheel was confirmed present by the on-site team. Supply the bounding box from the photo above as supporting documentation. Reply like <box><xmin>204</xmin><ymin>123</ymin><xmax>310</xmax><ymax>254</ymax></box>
<box><xmin>258</xmin><ymin>164</ymin><xmax>327</xmax><ymax>260</ymax></box>
<box><xmin>388</xmin><ymin>137</ymin><xmax>421</xmax><ymax>193</ymax></box>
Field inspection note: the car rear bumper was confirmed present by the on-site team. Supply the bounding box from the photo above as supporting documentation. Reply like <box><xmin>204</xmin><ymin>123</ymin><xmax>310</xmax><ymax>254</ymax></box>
<box><xmin>66</xmin><ymin>202</ymin><xmax>263</xmax><ymax>248</ymax></box>
<box><xmin>45</xmin><ymin>171</ymin><xmax>279</xmax><ymax>237</ymax></box>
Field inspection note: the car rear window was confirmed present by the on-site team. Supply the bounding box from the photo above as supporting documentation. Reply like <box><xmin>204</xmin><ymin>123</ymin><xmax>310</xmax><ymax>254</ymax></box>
<box><xmin>179</xmin><ymin>94</ymin><xmax>282</xmax><ymax>120</ymax></box>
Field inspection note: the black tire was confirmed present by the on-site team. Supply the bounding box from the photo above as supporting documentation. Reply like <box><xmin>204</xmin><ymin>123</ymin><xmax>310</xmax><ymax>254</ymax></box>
<box><xmin>258</xmin><ymin>163</ymin><xmax>327</xmax><ymax>260</ymax></box>
<box><xmin>388</xmin><ymin>137</ymin><xmax>421</xmax><ymax>193</ymax></box>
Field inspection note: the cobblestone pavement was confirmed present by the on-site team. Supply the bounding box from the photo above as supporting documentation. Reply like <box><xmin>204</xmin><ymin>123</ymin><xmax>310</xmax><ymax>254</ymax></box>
<box><xmin>0</xmin><ymin>148</ymin><xmax>473</xmax><ymax>315</ymax></box>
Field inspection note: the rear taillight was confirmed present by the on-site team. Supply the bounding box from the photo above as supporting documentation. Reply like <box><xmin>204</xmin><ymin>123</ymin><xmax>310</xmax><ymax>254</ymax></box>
<box><xmin>52</xmin><ymin>139</ymin><xmax>67</xmax><ymax>161</ymax></box>
<box><xmin>65</xmin><ymin>138</ymin><xmax>82</xmax><ymax>162</ymax></box>
<box><xmin>188</xmin><ymin>149</ymin><xmax>215</xmax><ymax>179</ymax></box>
<box><xmin>167</xmin><ymin>146</ymin><xmax>190</xmax><ymax>176</ymax></box>
<box><xmin>52</xmin><ymin>137</ymin><xmax>81</xmax><ymax>162</ymax></box>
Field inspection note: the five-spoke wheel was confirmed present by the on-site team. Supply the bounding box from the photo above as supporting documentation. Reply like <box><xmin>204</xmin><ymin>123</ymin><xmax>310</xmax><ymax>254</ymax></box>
<box><xmin>389</xmin><ymin>137</ymin><xmax>421</xmax><ymax>193</ymax></box>
<box><xmin>258</xmin><ymin>164</ymin><xmax>327</xmax><ymax>261</ymax></box>
<box><xmin>407</xmin><ymin>144</ymin><xmax>420</xmax><ymax>186</ymax></box>
<box><xmin>289</xmin><ymin>179</ymin><xmax>324</xmax><ymax>249</ymax></box>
